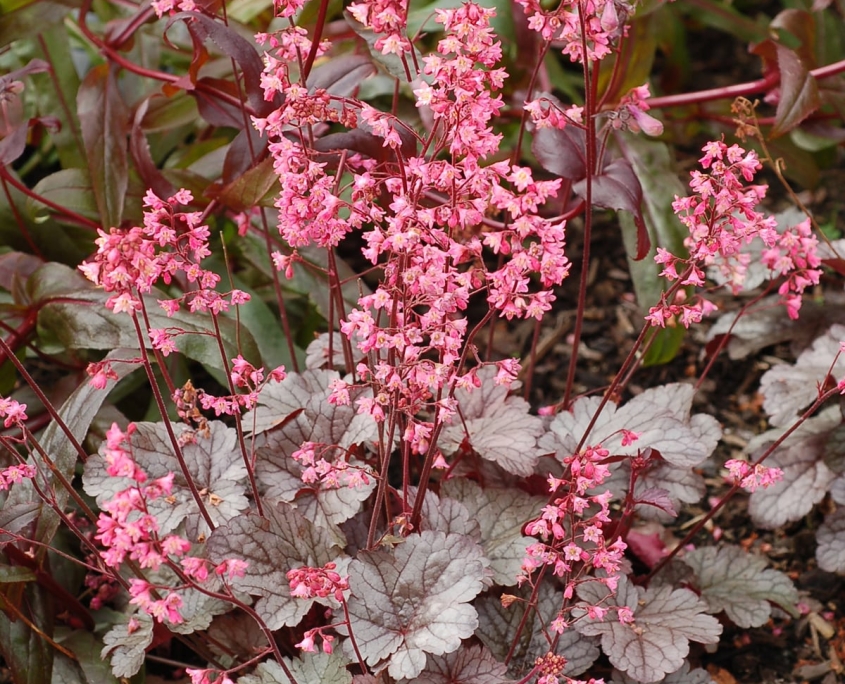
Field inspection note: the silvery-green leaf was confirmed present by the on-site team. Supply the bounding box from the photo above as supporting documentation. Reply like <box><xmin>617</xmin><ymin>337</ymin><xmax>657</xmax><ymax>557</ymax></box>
<box><xmin>683</xmin><ymin>545</ymin><xmax>799</xmax><ymax>626</ymax></box>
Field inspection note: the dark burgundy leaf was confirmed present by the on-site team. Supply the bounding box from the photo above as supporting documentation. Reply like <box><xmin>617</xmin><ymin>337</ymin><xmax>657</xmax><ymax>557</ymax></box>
<box><xmin>221</xmin><ymin>126</ymin><xmax>268</xmax><ymax>183</ymax></box>
<box><xmin>574</xmin><ymin>158</ymin><xmax>650</xmax><ymax>259</ymax></box>
<box><xmin>309</xmin><ymin>55</ymin><xmax>377</xmax><ymax>97</ymax></box>
<box><xmin>314</xmin><ymin>127</ymin><xmax>417</xmax><ymax>163</ymax></box>
<box><xmin>171</xmin><ymin>12</ymin><xmax>278</xmax><ymax>116</ymax></box>
<box><xmin>771</xmin><ymin>44</ymin><xmax>820</xmax><ymax>137</ymax></box>
<box><xmin>0</xmin><ymin>124</ymin><xmax>28</xmax><ymax>166</ymax></box>
<box><xmin>130</xmin><ymin>97</ymin><xmax>175</xmax><ymax>200</ymax></box>
<box><xmin>209</xmin><ymin>155</ymin><xmax>277</xmax><ymax>212</ymax></box>
<box><xmin>532</xmin><ymin>124</ymin><xmax>587</xmax><ymax>181</ymax></box>
<box><xmin>192</xmin><ymin>77</ymin><xmax>246</xmax><ymax>128</ymax></box>
<box><xmin>77</xmin><ymin>63</ymin><xmax>129</xmax><ymax>229</ymax></box>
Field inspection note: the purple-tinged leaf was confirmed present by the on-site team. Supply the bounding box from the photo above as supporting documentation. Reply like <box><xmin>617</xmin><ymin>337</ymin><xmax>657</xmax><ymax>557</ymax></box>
<box><xmin>634</xmin><ymin>461</ymin><xmax>706</xmax><ymax>522</ymax></box>
<box><xmin>634</xmin><ymin>487</ymin><xmax>678</xmax><ymax>517</ymax></box>
<box><xmin>343</xmin><ymin>530</ymin><xmax>485</xmax><ymax>680</ymax></box>
<box><xmin>211</xmin><ymin>155</ymin><xmax>276</xmax><ymax>212</ymax></box>
<box><xmin>748</xmin><ymin>407</ymin><xmax>839</xmax><ymax>529</ymax></box>
<box><xmin>769</xmin><ymin>10</ymin><xmax>820</xmax><ymax>137</ymax></box>
<box><xmin>310</xmin><ymin>53</ymin><xmax>379</xmax><ymax>95</ymax></box>
<box><xmin>83</xmin><ymin>421</ymin><xmax>249</xmax><ymax>538</ymax></box>
<box><xmin>167</xmin><ymin>582</ymin><xmax>232</xmax><ymax>635</ymax></box>
<box><xmin>0</xmin><ymin>252</ymin><xmax>42</xmax><ymax>294</ymax></box>
<box><xmin>440</xmin><ymin>366</ymin><xmax>544</xmax><ymax>476</ymax></box>
<box><xmin>250</xmin><ymin>371</ymin><xmax>378</xmax><ymax>530</ymax></box>
<box><xmin>575</xmin><ymin>576</ymin><xmax>721</xmax><ymax>683</ymax></box>
<box><xmin>759</xmin><ymin>324</ymin><xmax>845</xmax><ymax>427</ymax></box>
<box><xmin>0</xmin><ymin>503</ymin><xmax>40</xmax><ymax>539</ymax></box>
<box><xmin>399</xmin><ymin>643</ymin><xmax>516</xmax><ymax>684</ymax></box>
<box><xmin>220</xmin><ymin>126</ymin><xmax>268</xmax><ymax>184</ymax></box>
<box><xmin>77</xmin><ymin>63</ymin><xmax>129</xmax><ymax>230</ymax></box>
<box><xmin>101</xmin><ymin>615</ymin><xmax>154</xmax><ymax>678</ymax></box>
<box><xmin>246</xmin><ymin>369</ymin><xmax>374</xmax><ymax>439</ymax></box>
<box><xmin>612</xmin><ymin>660</ymin><xmax>715</xmax><ymax>684</ymax></box>
<box><xmin>26</xmin><ymin>169</ymin><xmax>99</xmax><ymax>222</ymax></box>
<box><xmin>207</xmin><ymin>612</ymin><xmax>268</xmax><ymax>661</ymax></box>
<box><xmin>418</xmin><ymin>488</ymin><xmax>480</xmax><ymax>539</ymax></box>
<box><xmin>683</xmin><ymin>546</ymin><xmax>798</xmax><ymax>627</ymax></box>
<box><xmin>171</xmin><ymin>12</ymin><xmax>276</xmax><ymax>116</ymax></box>
<box><xmin>823</xmin><ymin>423</ymin><xmax>845</xmax><ymax>474</ymax></box>
<box><xmin>540</xmin><ymin>383</ymin><xmax>720</xmax><ymax>469</ymax></box>
<box><xmin>192</xmin><ymin>78</ymin><xmax>248</xmax><ymax>128</ymax></box>
<box><xmin>817</xmin><ymin>508</ymin><xmax>845</xmax><ymax>573</ymax></box>
<box><xmin>573</xmin><ymin>158</ymin><xmax>649</xmax><ymax>260</ymax></box>
<box><xmin>616</xmin><ymin>134</ymin><xmax>690</xmax><ymax>365</ymax></box>
<box><xmin>130</xmin><ymin>98</ymin><xmax>175</xmax><ymax>201</ymax></box>
<box><xmin>0</xmin><ymin>124</ymin><xmax>29</xmax><ymax>167</ymax></box>
<box><xmin>531</xmin><ymin>118</ymin><xmax>587</xmax><ymax>181</ymax></box>
<box><xmin>239</xmin><ymin>652</ymin><xmax>352</xmax><ymax>684</ymax></box>
<box><xmin>440</xmin><ymin>478</ymin><xmax>544</xmax><ymax>586</ymax></box>
<box><xmin>706</xmin><ymin>295</ymin><xmax>845</xmax><ymax>360</ymax></box>
<box><xmin>206</xmin><ymin>503</ymin><xmax>345</xmax><ymax>631</ymax></box>
<box><xmin>475</xmin><ymin>582</ymin><xmax>600</xmax><ymax>677</ymax></box>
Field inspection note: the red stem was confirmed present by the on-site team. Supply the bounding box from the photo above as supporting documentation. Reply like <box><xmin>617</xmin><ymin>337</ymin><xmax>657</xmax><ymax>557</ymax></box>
<box><xmin>646</xmin><ymin>59</ymin><xmax>845</xmax><ymax>110</ymax></box>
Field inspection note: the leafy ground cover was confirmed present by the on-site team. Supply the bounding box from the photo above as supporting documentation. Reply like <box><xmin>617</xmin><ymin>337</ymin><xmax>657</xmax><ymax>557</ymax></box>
<box><xmin>1</xmin><ymin>0</ymin><xmax>845</xmax><ymax>682</ymax></box>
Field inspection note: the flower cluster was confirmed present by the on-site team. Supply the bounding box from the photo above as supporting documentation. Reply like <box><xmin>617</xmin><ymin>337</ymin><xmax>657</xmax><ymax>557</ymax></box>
<box><xmin>79</xmin><ymin>189</ymin><xmax>250</xmax><ymax>335</ymax></box>
<box><xmin>760</xmin><ymin>217</ymin><xmax>821</xmax><ymax>319</ymax></box>
<box><xmin>93</xmin><ymin>423</ymin><xmax>247</xmax><ymax>625</ymax></box>
<box><xmin>724</xmin><ymin>459</ymin><xmax>783</xmax><ymax>493</ymax></box>
<box><xmin>347</xmin><ymin>0</ymin><xmax>409</xmax><ymax>56</ymax></box>
<box><xmin>287</xmin><ymin>562</ymin><xmax>349</xmax><ymax>601</ymax></box>
<box><xmin>183</xmin><ymin>355</ymin><xmax>287</xmax><ymax>418</ymax></box>
<box><xmin>520</xmin><ymin>445</ymin><xmax>627</xmax><ymax>631</ymax></box>
<box><xmin>257</xmin><ymin>4</ymin><xmax>571</xmax><ymax>448</ymax></box>
<box><xmin>651</xmin><ymin>140</ymin><xmax>822</xmax><ymax>325</ymax></box>
<box><xmin>185</xmin><ymin>669</ymin><xmax>235</xmax><ymax>684</ymax></box>
<box><xmin>0</xmin><ymin>396</ymin><xmax>27</xmax><ymax>428</ymax></box>
<box><xmin>291</xmin><ymin>441</ymin><xmax>373</xmax><ymax>488</ymax></box>
<box><xmin>514</xmin><ymin>0</ymin><xmax>631</xmax><ymax>63</ymax></box>
<box><xmin>535</xmin><ymin>652</ymin><xmax>606</xmax><ymax>684</ymax></box>
<box><xmin>0</xmin><ymin>463</ymin><xmax>35</xmax><ymax>490</ymax></box>
<box><xmin>607</xmin><ymin>84</ymin><xmax>663</xmax><ymax>137</ymax></box>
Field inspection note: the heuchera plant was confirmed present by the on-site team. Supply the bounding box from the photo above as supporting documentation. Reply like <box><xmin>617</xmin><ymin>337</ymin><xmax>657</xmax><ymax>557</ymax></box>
<box><xmin>3</xmin><ymin>0</ymin><xmax>845</xmax><ymax>681</ymax></box>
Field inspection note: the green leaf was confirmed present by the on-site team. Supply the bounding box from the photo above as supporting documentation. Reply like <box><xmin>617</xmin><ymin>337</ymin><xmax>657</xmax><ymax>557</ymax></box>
<box><xmin>58</xmin><ymin>631</ymin><xmax>119</xmax><ymax>684</ymax></box>
<box><xmin>0</xmin><ymin>0</ymin><xmax>79</xmax><ymax>48</ymax></box>
<box><xmin>77</xmin><ymin>64</ymin><xmax>129</xmax><ymax>230</ymax></box>
<box><xmin>0</xmin><ymin>566</ymin><xmax>36</xmax><ymax>583</ymax></box>
<box><xmin>30</xmin><ymin>262</ymin><xmax>262</xmax><ymax>373</ymax></box>
<box><xmin>27</xmin><ymin>169</ymin><xmax>99</xmax><ymax>223</ymax></box>
<box><xmin>31</xmin><ymin>25</ymin><xmax>85</xmax><ymax>169</ymax></box>
<box><xmin>617</xmin><ymin>134</ymin><xmax>689</xmax><ymax>366</ymax></box>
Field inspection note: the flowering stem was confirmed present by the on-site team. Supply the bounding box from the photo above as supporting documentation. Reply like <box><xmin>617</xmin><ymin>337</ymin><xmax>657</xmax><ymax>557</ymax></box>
<box><xmin>301</xmin><ymin>0</ymin><xmax>330</xmax><ymax>84</ymax></box>
<box><xmin>209</xmin><ymin>313</ymin><xmax>264</xmax><ymax>518</ymax></box>
<box><xmin>563</xmin><ymin>34</ymin><xmax>599</xmax><ymax>410</ymax></box>
<box><xmin>647</xmin><ymin>386</ymin><xmax>839</xmax><ymax>581</ymax></box>
<box><xmin>0</xmin><ymin>335</ymin><xmax>89</xmax><ymax>464</ymax></box>
<box><xmin>129</xmin><ymin>312</ymin><xmax>217</xmax><ymax>531</ymax></box>
<box><xmin>257</xmin><ymin>208</ymin><xmax>300</xmax><ymax>373</ymax></box>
